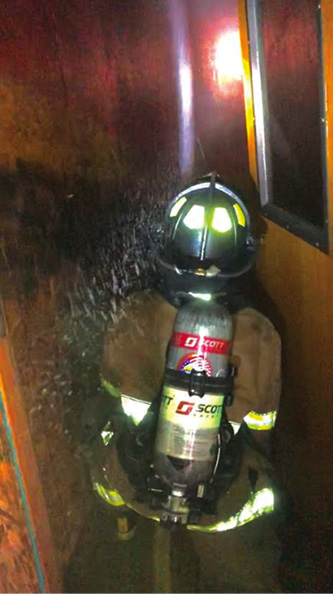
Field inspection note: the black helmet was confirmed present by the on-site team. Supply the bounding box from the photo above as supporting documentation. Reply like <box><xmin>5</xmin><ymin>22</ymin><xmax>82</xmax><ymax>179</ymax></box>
<box><xmin>158</xmin><ymin>173</ymin><xmax>257</xmax><ymax>297</ymax></box>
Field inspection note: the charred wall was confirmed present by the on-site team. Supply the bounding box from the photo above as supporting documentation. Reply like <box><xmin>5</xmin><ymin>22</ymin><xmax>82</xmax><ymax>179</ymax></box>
<box><xmin>0</xmin><ymin>0</ymin><xmax>250</xmax><ymax>581</ymax></box>
<box><xmin>0</xmin><ymin>0</ymin><xmax>180</xmax><ymax>576</ymax></box>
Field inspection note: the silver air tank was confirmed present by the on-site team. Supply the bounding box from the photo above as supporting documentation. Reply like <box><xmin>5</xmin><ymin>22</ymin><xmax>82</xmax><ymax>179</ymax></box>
<box><xmin>153</xmin><ymin>298</ymin><xmax>233</xmax><ymax>500</ymax></box>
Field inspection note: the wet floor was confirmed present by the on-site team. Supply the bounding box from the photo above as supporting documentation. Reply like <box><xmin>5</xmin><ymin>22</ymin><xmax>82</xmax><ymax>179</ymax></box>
<box><xmin>64</xmin><ymin>495</ymin><xmax>284</xmax><ymax>594</ymax></box>
<box><xmin>64</xmin><ymin>507</ymin><xmax>155</xmax><ymax>593</ymax></box>
<box><xmin>63</xmin><ymin>458</ymin><xmax>332</xmax><ymax>594</ymax></box>
<box><xmin>64</xmin><ymin>500</ymin><xmax>199</xmax><ymax>594</ymax></box>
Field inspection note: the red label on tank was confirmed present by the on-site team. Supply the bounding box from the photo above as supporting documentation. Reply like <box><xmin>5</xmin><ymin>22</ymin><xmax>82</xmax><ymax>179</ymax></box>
<box><xmin>171</xmin><ymin>332</ymin><xmax>231</xmax><ymax>354</ymax></box>
<box><xmin>175</xmin><ymin>401</ymin><xmax>195</xmax><ymax>415</ymax></box>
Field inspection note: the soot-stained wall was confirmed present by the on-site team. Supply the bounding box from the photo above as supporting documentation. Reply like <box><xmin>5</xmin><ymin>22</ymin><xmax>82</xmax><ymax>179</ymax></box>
<box><xmin>0</xmin><ymin>0</ymin><xmax>249</xmax><ymax>579</ymax></box>
<box><xmin>0</xmin><ymin>0</ymin><xmax>178</xmax><ymax>194</ymax></box>
<box><xmin>0</xmin><ymin>0</ymin><xmax>180</xmax><ymax>575</ymax></box>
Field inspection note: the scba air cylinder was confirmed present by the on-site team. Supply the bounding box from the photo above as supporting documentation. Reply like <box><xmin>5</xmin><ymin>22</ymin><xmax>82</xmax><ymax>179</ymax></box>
<box><xmin>154</xmin><ymin>298</ymin><xmax>233</xmax><ymax>490</ymax></box>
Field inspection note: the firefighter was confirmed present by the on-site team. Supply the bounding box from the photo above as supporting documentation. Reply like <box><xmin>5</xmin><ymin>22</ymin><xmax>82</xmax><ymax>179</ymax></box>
<box><xmin>83</xmin><ymin>173</ymin><xmax>283</xmax><ymax>592</ymax></box>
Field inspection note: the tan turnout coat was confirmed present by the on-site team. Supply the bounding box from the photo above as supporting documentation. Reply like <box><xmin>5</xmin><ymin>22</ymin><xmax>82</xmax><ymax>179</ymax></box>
<box><xmin>97</xmin><ymin>289</ymin><xmax>281</xmax><ymax>528</ymax></box>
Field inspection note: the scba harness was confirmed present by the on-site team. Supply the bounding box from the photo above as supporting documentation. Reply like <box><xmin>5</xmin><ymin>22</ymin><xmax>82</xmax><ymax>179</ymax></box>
<box><xmin>90</xmin><ymin>387</ymin><xmax>276</xmax><ymax>532</ymax></box>
<box><xmin>115</xmin><ymin>380</ymin><xmax>244</xmax><ymax>527</ymax></box>
<box><xmin>85</xmin><ymin>292</ymin><xmax>278</xmax><ymax>531</ymax></box>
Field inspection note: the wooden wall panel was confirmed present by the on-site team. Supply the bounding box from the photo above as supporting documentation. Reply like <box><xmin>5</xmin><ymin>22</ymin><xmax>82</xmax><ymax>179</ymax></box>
<box><xmin>323</xmin><ymin>0</ymin><xmax>333</xmax><ymax>248</ymax></box>
<box><xmin>239</xmin><ymin>0</ymin><xmax>333</xmax><ymax>525</ymax></box>
<box><xmin>0</xmin><ymin>337</ymin><xmax>61</xmax><ymax>592</ymax></box>
<box><xmin>256</xmin><ymin>222</ymin><xmax>333</xmax><ymax>519</ymax></box>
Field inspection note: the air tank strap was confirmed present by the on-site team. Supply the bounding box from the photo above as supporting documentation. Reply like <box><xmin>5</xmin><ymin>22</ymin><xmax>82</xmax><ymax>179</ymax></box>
<box><xmin>164</xmin><ymin>367</ymin><xmax>235</xmax><ymax>404</ymax></box>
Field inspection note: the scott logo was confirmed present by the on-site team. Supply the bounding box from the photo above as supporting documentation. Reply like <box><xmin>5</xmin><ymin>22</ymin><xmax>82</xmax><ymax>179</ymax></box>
<box><xmin>184</xmin><ymin>337</ymin><xmax>197</xmax><ymax>348</ymax></box>
<box><xmin>171</xmin><ymin>332</ymin><xmax>231</xmax><ymax>355</ymax></box>
<box><xmin>175</xmin><ymin>400</ymin><xmax>223</xmax><ymax>416</ymax></box>
<box><xmin>175</xmin><ymin>401</ymin><xmax>195</xmax><ymax>415</ymax></box>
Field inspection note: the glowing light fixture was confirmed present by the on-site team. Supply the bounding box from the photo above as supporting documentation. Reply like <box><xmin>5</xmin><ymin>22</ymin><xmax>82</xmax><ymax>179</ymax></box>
<box><xmin>170</xmin><ymin>196</ymin><xmax>187</xmax><ymax>217</ymax></box>
<box><xmin>183</xmin><ymin>205</ymin><xmax>205</xmax><ymax>229</ymax></box>
<box><xmin>212</xmin><ymin>208</ymin><xmax>232</xmax><ymax>232</ymax></box>
<box><xmin>214</xmin><ymin>30</ymin><xmax>243</xmax><ymax>86</ymax></box>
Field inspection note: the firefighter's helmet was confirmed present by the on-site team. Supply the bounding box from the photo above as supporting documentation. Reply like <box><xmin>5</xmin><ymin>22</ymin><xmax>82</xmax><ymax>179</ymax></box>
<box><xmin>158</xmin><ymin>173</ymin><xmax>256</xmax><ymax>297</ymax></box>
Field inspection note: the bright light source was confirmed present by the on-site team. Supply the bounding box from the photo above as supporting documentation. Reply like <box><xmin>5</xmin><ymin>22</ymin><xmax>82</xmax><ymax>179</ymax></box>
<box><xmin>214</xmin><ymin>30</ymin><xmax>243</xmax><ymax>87</ymax></box>
<box><xmin>179</xmin><ymin>61</ymin><xmax>193</xmax><ymax>120</ymax></box>
<box><xmin>189</xmin><ymin>293</ymin><xmax>212</xmax><ymax>302</ymax></box>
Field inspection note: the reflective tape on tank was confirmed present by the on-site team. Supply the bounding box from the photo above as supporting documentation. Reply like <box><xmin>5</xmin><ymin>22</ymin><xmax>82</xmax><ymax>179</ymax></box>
<box><xmin>93</xmin><ymin>482</ymin><xmax>125</xmax><ymax>507</ymax></box>
<box><xmin>187</xmin><ymin>487</ymin><xmax>274</xmax><ymax>533</ymax></box>
<box><xmin>244</xmin><ymin>410</ymin><xmax>277</xmax><ymax>431</ymax></box>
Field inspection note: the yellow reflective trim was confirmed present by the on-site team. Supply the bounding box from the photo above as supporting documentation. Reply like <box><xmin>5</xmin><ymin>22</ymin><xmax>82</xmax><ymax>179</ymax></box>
<box><xmin>233</xmin><ymin>203</ymin><xmax>246</xmax><ymax>227</ymax></box>
<box><xmin>170</xmin><ymin>196</ymin><xmax>187</xmax><ymax>217</ymax></box>
<box><xmin>93</xmin><ymin>482</ymin><xmax>125</xmax><ymax>507</ymax></box>
<box><xmin>183</xmin><ymin>205</ymin><xmax>205</xmax><ymax>229</ymax></box>
<box><xmin>101</xmin><ymin>428</ymin><xmax>114</xmax><ymax>446</ymax></box>
<box><xmin>102</xmin><ymin>378</ymin><xmax>122</xmax><ymax>399</ymax></box>
<box><xmin>102</xmin><ymin>378</ymin><xmax>150</xmax><ymax>426</ymax></box>
<box><xmin>211</xmin><ymin>207</ymin><xmax>232</xmax><ymax>232</ymax></box>
<box><xmin>244</xmin><ymin>410</ymin><xmax>277</xmax><ymax>430</ymax></box>
<box><xmin>187</xmin><ymin>488</ymin><xmax>274</xmax><ymax>533</ymax></box>
<box><xmin>121</xmin><ymin>395</ymin><xmax>150</xmax><ymax>425</ymax></box>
